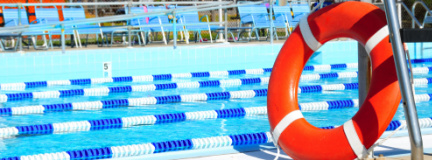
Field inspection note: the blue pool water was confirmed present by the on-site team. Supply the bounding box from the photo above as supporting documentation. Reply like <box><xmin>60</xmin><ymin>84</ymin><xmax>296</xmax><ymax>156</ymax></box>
<box><xmin>1</xmin><ymin>41</ymin><xmax>432</xmax><ymax>158</ymax></box>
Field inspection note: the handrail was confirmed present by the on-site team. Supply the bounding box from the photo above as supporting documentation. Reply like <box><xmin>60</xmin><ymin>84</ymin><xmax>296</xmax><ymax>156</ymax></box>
<box><xmin>0</xmin><ymin>1</ymin><xmax>227</xmax><ymax>7</ymax></box>
<box><xmin>411</xmin><ymin>0</ymin><xmax>432</xmax><ymax>28</ymax></box>
<box><xmin>384</xmin><ymin>0</ymin><xmax>424</xmax><ymax>159</ymax></box>
<box><xmin>396</xmin><ymin>1</ymin><xmax>422</xmax><ymax>28</ymax></box>
<box><xmin>0</xmin><ymin>1</ymin><xmax>270</xmax><ymax>34</ymax></box>
<box><xmin>0</xmin><ymin>1</ymin><xmax>267</xmax><ymax>52</ymax></box>
<box><xmin>10</xmin><ymin>21</ymin><xmax>226</xmax><ymax>33</ymax></box>
<box><xmin>0</xmin><ymin>2</ymin><xmax>241</xmax><ymax>33</ymax></box>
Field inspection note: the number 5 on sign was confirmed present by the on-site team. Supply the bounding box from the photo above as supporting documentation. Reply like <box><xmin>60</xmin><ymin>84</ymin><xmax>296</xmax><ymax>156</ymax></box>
<box><xmin>103</xmin><ymin>62</ymin><xmax>112</xmax><ymax>78</ymax></box>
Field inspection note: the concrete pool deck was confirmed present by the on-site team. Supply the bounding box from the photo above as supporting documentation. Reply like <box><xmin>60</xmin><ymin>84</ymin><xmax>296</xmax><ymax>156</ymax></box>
<box><xmin>179</xmin><ymin>132</ymin><xmax>432</xmax><ymax>160</ymax></box>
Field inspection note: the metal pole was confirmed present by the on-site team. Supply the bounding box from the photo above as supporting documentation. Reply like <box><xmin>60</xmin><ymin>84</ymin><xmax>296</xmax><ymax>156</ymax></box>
<box><xmin>127</xmin><ymin>1</ymin><xmax>132</xmax><ymax>48</ymax></box>
<box><xmin>61</xmin><ymin>24</ymin><xmax>66</xmax><ymax>54</ymax></box>
<box><xmin>17</xmin><ymin>3</ymin><xmax>22</xmax><ymax>29</ymax></box>
<box><xmin>383</xmin><ymin>0</ymin><xmax>423</xmax><ymax>159</ymax></box>
<box><xmin>397</xmin><ymin>2</ymin><xmax>401</xmax><ymax>27</ymax></box>
<box><xmin>18</xmin><ymin>3</ymin><xmax>23</xmax><ymax>53</ymax></box>
<box><xmin>269</xmin><ymin>0</ymin><xmax>274</xmax><ymax>44</ymax></box>
<box><xmin>233</xmin><ymin>0</ymin><xmax>237</xmax><ymax>17</ymax></box>
<box><xmin>224</xmin><ymin>8</ymin><xmax>228</xmax><ymax>43</ymax></box>
<box><xmin>358</xmin><ymin>44</ymin><xmax>370</xmax><ymax>106</ymax></box>
<box><xmin>217</xmin><ymin>0</ymin><xmax>225</xmax><ymax>42</ymax></box>
<box><xmin>95</xmin><ymin>0</ymin><xmax>98</xmax><ymax>18</ymax></box>
<box><xmin>359</xmin><ymin>0</ymin><xmax>372</xmax><ymax>107</ymax></box>
<box><xmin>410</xmin><ymin>2</ymin><xmax>416</xmax><ymax>61</ymax></box>
<box><xmin>173</xmin><ymin>11</ymin><xmax>177</xmax><ymax>49</ymax></box>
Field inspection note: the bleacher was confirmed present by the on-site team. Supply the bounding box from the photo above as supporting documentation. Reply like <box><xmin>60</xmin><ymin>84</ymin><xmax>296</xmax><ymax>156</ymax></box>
<box><xmin>0</xmin><ymin>0</ymin><xmax>315</xmax><ymax>52</ymax></box>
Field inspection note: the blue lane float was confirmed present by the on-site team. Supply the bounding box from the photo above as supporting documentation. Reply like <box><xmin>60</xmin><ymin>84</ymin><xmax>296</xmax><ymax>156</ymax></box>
<box><xmin>2</xmin><ymin>100</ymin><xmax>432</xmax><ymax>139</ymax></box>
<box><xmin>4</xmin><ymin>83</ymin><xmax>432</xmax><ymax>117</ymax></box>
<box><xmin>0</xmin><ymin>107</ymin><xmax>267</xmax><ymax>138</ymax></box>
<box><xmin>2</xmin><ymin>58</ymin><xmax>432</xmax><ymax>91</ymax></box>
<box><xmin>0</xmin><ymin>132</ymin><xmax>273</xmax><ymax>160</ymax></box>
<box><xmin>411</xmin><ymin>58</ymin><xmax>432</xmax><ymax>64</ymax></box>
<box><xmin>4</xmin><ymin>73</ymin><xmax>432</xmax><ymax>103</ymax></box>
<box><xmin>2</xmin><ymin>116</ymin><xmax>432</xmax><ymax>160</ymax></box>
<box><xmin>0</xmin><ymin>62</ymin><xmax>359</xmax><ymax>91</ymax></box>
<box><xmin>0</xmin><ymin>75</ymin><xmax>365</xmax><ymax>102</ymax></box>
<box><xmin>0</xmin><ymin>82</ymin><xmax>362</xmax><ymax>116</ymax></box>
<box><xmin>0</xmin><ymin>77</ymin><xmax>269</xmax><ymax>102</ymax></box>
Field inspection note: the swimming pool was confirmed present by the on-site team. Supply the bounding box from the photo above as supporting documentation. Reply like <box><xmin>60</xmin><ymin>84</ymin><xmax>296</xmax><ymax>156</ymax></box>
<box><xmin>1</xmin><ymin>41</ymin><xmax>432</xmax><ymax>159</ymax></box>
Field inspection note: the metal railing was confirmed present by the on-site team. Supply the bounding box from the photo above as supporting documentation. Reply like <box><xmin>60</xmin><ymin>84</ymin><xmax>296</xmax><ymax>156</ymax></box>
<box><xmin>0</xmin><ymin>1</ymin><xmax>226</xmax><ymax>7</ymax></box>
<box><xmin>383</xmin><ymin>0</ymin><xmax>424</xmax><ymax>159</ymax></box>
<box><xmin>2</xmin><ymin>3</ymin><xmax>231</xmax><ymax>32</ymax></box>
<box><xmin>411</xmin><ymin>0</ymin><xmax>432</xmax><ymax>28</ymax></box>
<box><xmin>0</xmin><ymin>1</ymin><xmax>272</xmax><ymax>52</ymax></box>
<box><xmin>396</xmin><ymin>1</ymin><xmax>422</xmax><ymax>28</ymax></box>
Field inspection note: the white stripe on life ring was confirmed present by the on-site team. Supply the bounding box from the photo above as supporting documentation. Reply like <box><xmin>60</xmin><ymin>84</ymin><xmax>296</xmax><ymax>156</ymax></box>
<box><xmin>364</xmin><ymin>25</ymin><xmax>389</xmax><ymax>55</ymax></box>
<box><xmin>300</xmin><ymin>15</ymin><xmax>322</xmax><ymax>51</ymax></box>
<box><xmin>343</xmin><ymin>119</ymin><xmax>368</xmax><ymax>159</ymax></box>
<box><xmin>272</xmin><ymin>110</ymin><xmax>304</xmax><ymax>145</ymax></box>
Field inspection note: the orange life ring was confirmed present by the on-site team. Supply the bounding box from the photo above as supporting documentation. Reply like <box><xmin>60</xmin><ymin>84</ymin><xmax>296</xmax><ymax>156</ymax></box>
<box><xmin>267</xmin><ymin>2</ymin><xmax>401</xmax><ymax>159</ymax></box>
